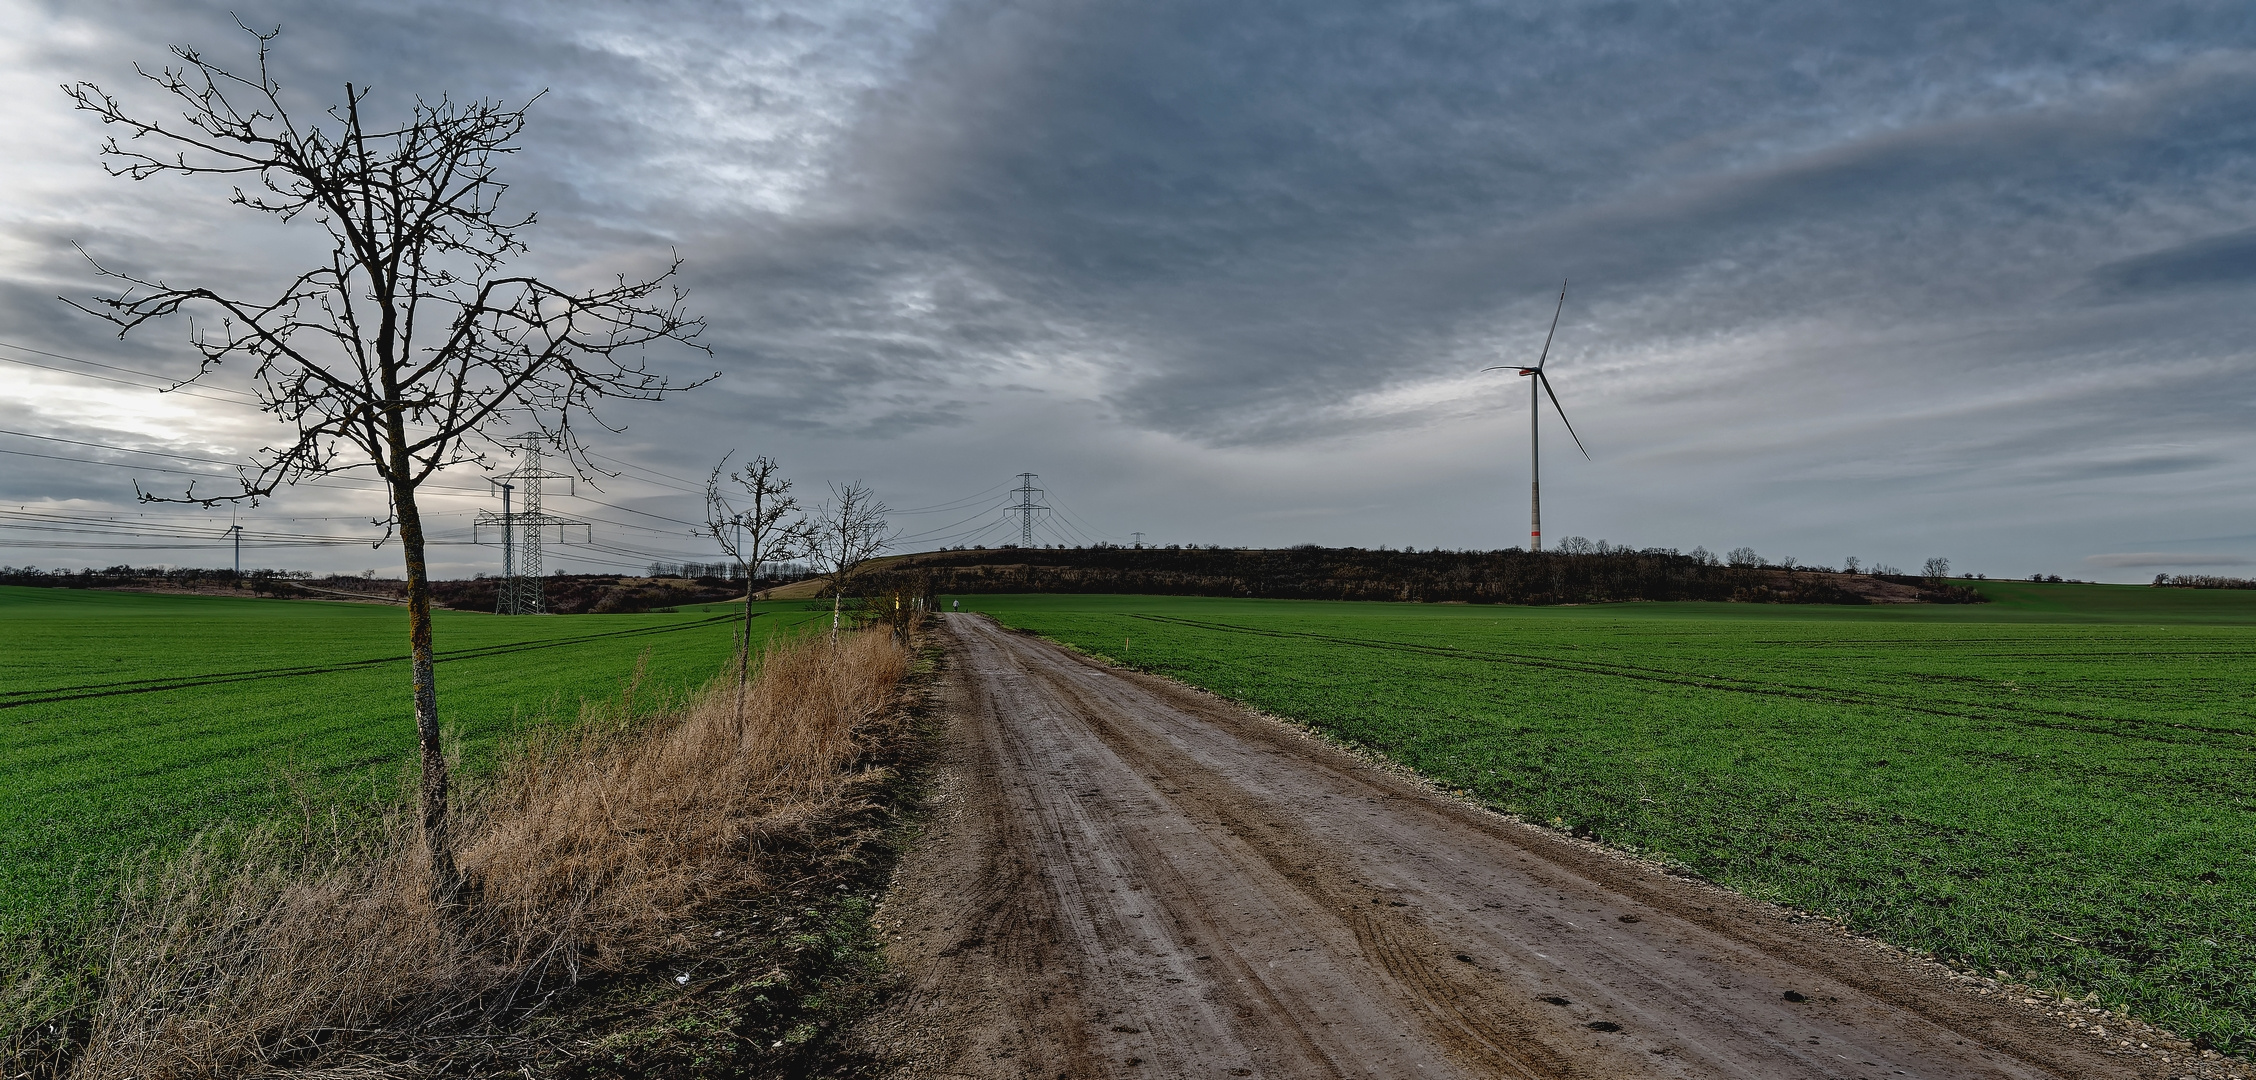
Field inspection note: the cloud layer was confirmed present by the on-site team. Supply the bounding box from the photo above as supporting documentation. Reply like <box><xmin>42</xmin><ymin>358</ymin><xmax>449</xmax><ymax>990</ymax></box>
<box><xmin>4</xmin><ymin>0</ymin><xmax>2254</xmax><ymax>580</ymax></box>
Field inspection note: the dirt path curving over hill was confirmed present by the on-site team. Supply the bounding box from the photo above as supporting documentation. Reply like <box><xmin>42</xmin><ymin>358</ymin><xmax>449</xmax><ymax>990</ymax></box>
<box><xmin>857</xmin><ymin>615</ymin><xmax>2164</xmax><ymax>1079</ymax></box>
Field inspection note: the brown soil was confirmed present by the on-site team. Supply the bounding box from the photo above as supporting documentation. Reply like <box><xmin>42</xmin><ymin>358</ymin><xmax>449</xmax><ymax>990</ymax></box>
<box><xmin>852</xmin><ymin>615</ymin><xmax>2225</xmax><ymax>1079</ymax></box>
<box><xmin>1791</xmin><ymin>571</ymin><xmax>1931</xmax><ymax>603</ymax></box>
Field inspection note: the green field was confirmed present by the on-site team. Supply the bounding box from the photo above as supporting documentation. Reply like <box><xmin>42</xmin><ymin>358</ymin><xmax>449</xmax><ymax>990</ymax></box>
<box><xmin>964</xmin><ymin>584</ymin><xmax>2256</xmax><ymax>1053</ymax></box>
<box><xmin>0</xmin><ymin>586</ymin><xmax>823</xmax><ymax>929</ymax></box>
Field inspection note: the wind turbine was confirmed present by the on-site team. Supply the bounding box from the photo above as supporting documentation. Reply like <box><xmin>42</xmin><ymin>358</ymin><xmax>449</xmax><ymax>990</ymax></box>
<box><xmin>1483</xmin><ymin>279</ymin><xmax>1589</xmax><ymax>552</ymax></box>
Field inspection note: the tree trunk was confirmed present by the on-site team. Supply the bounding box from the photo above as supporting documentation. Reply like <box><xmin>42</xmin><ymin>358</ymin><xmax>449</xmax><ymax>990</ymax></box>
<box><xmin>831</xmin><ymin>586</ymin><xmax>842</xmax><ymax>644</ymax></box>
<box><xmin>736</xmin><ymin>559</ymin><xmax>754</xmax><ymax>723</ymax></box>
<box><xmin>394</xmin><ymin>478</ymin><xmax>463</xmax><ymax>909</ymax></box>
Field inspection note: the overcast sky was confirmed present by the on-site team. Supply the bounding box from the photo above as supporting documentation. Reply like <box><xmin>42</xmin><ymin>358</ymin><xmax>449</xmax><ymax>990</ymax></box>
<box><xmin>4</xmin><ymin>0</ymin><xmax>2254</xmax><ymax>582</ymax></box>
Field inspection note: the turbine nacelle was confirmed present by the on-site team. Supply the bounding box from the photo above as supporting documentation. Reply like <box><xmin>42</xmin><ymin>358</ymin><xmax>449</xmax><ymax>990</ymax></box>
<box><xmin>1478</xmin><ymin>279</ymin><xmax>1589</xmax><ymax>462</ymax></box>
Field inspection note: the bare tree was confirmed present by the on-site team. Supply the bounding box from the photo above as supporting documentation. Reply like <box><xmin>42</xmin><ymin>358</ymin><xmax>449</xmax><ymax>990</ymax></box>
<box><xmin>703</xmin><ymin>452</ymin><xmax>810</xmax><ymax>713</ymax></box>
<box><xmin>63</xmin><ymin>28</ymin><xmax>711</xmax><ymax>907</ymax></box>
<box><xmin>1923</xmin><ymin>556</ymin><xmax>1951</xmax><ymax>586</ymax></box>
<box><xmin>807</xmin><ymin>481</ymin><xmax>892</xmax><ymax>642</ymax></box>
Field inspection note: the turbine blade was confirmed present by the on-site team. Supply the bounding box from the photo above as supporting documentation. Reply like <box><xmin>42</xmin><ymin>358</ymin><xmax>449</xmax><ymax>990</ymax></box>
<box><xmin>1533</xmin><ymin>278</ymin><xmax>1568</xmax><ymax>372</ymax></box>
<box><xmin>1539</xmin><ymin>372</ymin><xmax>1590</xmax><ymax>459</ymax></box>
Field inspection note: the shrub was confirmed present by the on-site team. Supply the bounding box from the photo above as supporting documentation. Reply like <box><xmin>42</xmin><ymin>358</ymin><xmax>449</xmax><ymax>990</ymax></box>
<box><xmin>34</xmin><ymin>629</ymin><xmax>913</xmax><ymax>1079</ymax></box>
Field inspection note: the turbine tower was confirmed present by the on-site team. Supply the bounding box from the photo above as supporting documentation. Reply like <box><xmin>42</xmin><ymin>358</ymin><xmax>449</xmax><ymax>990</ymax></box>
<box><xmin>1483</xmin><ymin>280</ymin><xmax>1589</xmax><ymax>551</ymax></box>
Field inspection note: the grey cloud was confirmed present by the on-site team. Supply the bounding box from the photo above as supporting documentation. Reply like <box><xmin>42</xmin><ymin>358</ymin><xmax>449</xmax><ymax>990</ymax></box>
<box><xmin>10</xmin><ymin>1</ymin><xmax>2256</xmax><ymax>581</ymax></box>
<box><xmin>767</xmin><ymin>0</ymin><xmax>2256</xmax><ymax>447</ymax></box>
<box><xmin>2021</xmin><ymin>451</ymin><xmax>2229</xmax><ymax>483</ymax></box>
<box><xmin>2084</xmin><ymin>552</ymin><xmax>2254</xmax><ymax>568</ymax></box>
<box><xmin>2087</xmin><ymin>227</ymin><xmax>2256</xmax><ymax>297</ymax></box>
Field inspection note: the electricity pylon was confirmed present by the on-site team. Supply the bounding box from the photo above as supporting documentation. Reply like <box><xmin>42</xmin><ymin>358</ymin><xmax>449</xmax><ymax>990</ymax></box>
<box><xmin>1011</xmin><ymin>472</ymin><xmax>1048</xmax><ymax>547</ymax></box>
<box><xmin>474</xmin><ymin>436</ymin><xmax>590</xmax><ymax>613</ymax></box>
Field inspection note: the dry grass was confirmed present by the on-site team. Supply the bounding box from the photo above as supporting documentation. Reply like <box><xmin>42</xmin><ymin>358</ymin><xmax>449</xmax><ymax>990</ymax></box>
<box><xmin>42</xmin><ymin>627</ymin><xmax>912</xmax><ymax>1080</ymax></box>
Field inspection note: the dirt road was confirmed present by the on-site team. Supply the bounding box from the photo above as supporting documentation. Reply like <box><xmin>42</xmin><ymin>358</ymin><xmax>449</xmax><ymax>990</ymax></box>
<box><xmin>860</xmin><ymin>615</ymin><xmax>2166</xmax><ymax>1078</ymax></box>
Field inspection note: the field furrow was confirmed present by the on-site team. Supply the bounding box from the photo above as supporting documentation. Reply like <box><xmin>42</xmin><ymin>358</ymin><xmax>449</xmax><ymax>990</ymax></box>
<box><xmin>971</xmin><ymin>588</ymin><xmax>2256</xmax><ymax>1054</ymax></box>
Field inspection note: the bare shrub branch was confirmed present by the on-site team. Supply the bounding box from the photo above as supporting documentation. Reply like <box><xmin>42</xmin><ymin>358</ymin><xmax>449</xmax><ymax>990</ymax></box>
<box><xmin>59</xmin><ymin>24</ymin><xmax>714</xmax><ymax>911</ymax></box>
<box><xmin>62</xmin><ymin>26</ymin><xmax>713</xmax><ymax>501</ymax></box>
<box><xmin>704</xmin><ymin>452</ymin><xmax>813</xmax><ymax>708</ymax></box>
<box><xmin>808</xmin><ymin>481</ymin><xmax>893</xmax><ymax>641</ymax></box>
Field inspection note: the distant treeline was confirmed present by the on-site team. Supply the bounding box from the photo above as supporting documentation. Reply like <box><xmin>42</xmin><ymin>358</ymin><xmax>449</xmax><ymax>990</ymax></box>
<box><xmin>641</xmin><ymin>559</ymin><xmax>815</xmax><ymax>581</ymax></box>
<box><xmin>0</xmin><ymin>565</ymin><xmax>779</xmax><ymax>614</ymax></box>
<box><xmin>247</xmin><ymin>572</ymin><xmax>780</xmax><ymax>615</ymax></box>
<box><xmin>861</xmin><ymin>546</ymin><xmax>1986</xmax><ymax>606</ymax></box>
<box><xmin>433</xmin><ymin>574</ymin><xmax>749</xmax><ymax>615</ymax></box>
<box><xmin>0</xmin><ymin>564</ymin><xmax>311</xmax><ymax>591</ymax></box>
<box><xmin>2152</xmin><ymin>573</ymin><xmax>2256</xmax><ymax>590</ymax></box>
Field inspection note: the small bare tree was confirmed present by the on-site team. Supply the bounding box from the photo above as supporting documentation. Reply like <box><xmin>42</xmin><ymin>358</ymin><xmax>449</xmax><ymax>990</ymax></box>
<box><xmin>807</xmin><ymin>481</ymin><xmax>892</xmax><ymax>642</ymax></box>
<box><xmin>703</xmin><ymin>452</ymin><xmax>810</xmax><ymax>713</ymax></box>
<box><xmin>63</xmin><ymin>29</ymin><xmax>711</xmax><ymax>907</ymax></box>
<box><xmin>1923</xmin><ymin>556</ymin><xmax>1951</xmax><ymax>586</ymax></box>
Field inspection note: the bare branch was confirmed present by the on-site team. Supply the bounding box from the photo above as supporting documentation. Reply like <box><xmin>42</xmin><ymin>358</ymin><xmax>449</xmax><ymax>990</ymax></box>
<box><xmin>63</xmin><ymin>28</ymin><xmax>710</xmax><ymax>507</ymax></box>
<box><xmin>809</xmin><ymin>481</ymin><xmax>893</xmax><ymax>592</ymax></box>
<box><xmin>61</xmin><ymin>25</ymin><xmax>716</xmax><ymax>909</ymax></box>
<box><xmin>704</xmin><ymin>453</ymin><xmax>811</xmax><ymax>574</ymax></box>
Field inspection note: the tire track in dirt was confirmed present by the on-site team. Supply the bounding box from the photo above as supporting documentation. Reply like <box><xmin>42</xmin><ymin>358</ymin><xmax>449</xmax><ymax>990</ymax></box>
<box><xmin>858</xmin><ymin>616</ymin><xmax>2158</xmax><ymax>1079</ymax></box>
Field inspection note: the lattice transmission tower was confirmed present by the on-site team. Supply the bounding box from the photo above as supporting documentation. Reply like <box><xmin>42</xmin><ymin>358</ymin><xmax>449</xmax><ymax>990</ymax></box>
<box><xmin>474</xmin><ymin>436</ymin><xmax>589</xmax><ymax>614</ymax></box>
<box><xmin>1010</xmin><ymin>472</ymin><xmax>1048</xmax><ymax>547</ymax></box>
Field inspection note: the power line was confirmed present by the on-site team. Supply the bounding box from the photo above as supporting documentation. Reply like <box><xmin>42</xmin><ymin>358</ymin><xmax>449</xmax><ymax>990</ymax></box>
<box><xmin>891</xmin><ymin>496</ymin><xmax>1016</xmax><ymax>544</ymax></box>
<box><xmin>0</xmin><ymin>446</ymin><xmax>238</xmax><ymax>479</ymax></box>
<box><xmin>554</xmin><ymin>490</ymin><xmax>705</xmax><ymax>528</ymax></box>
<box><xmin>476</xmin><ymin>435</ymin><xmax>588</xmax><ymax>614</ymax></box>
<box><xmin>0</xmin><ymin>516</ymin><xmax>716</xmax><ymax>567</ymax></box>
<box><xmin>580</xmin><ymin>449</ymin><xmax>708</xmax><ymax>494</ymax></box>
<box><xmin>0</xmin><ymin>540</ymin><xmax>405</xmax><ymax>551</ymax></box>
<box><xmin>1048</xmin><ymin>496</ymin><xmax>1115</xmax><ymax>543</ymax></box>
<box><xmin>1040</xmin><ymin>507</ymin><xmax>1098</xmax><ymax>546</ymax></box>
<box><xmin>1033</xmin><ymin>515</ymin><xmax>1081</xmax><ymax>548</ymax></box>
<box><xmin>0</xmin><ymin>354</ymin><xmax>261</xmax><ymax>405</ymax></box>
<box><xmin>0</xmin><ymin>404</ymin><xmax>824</xmax><ymax>573</ymax></box>
<box><xmin>894</xmin><ymin>482</ymin><xmax>1012</xmax><ymax>516</ymax></box>
<box><xmin>0</xmin><ymin>429</ymin><xmax>500</xmax><ymax>498</ymax></box>
<box><xmin>954</xmin><ymin>515</ymin><xmax>1020</xmax><ymax>548</ymax></box>
<box><xmin>0</xmin><ymin>447</ymin><xmax>494</xmax><ymax>504</ymax></box>
<box><xmin>0</xmin><ymin>427</ymin><xmax>255</xmax><ymax>468</ymax></box>
<box><xmin>0</xmin><ymin>339</ymin><xmax>250</xmax><ymax>391</ymax></box>
<box><xmin>0</xmin><ymin>510</ymin><xmax>386</xmax><ymax>545</ymax></box>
